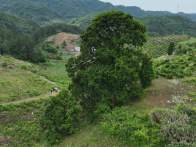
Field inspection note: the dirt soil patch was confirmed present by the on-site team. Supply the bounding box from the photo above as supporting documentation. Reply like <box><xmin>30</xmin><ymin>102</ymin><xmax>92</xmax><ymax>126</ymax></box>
<box><xmin>47</xmin><ymin>32</ymin><xmax>80</xmax><ymax>52</ymax></box>
<box><xmin>142</xmin><ymin>78</ymin><xmax>194</xmax><ymax>108</ymax></box>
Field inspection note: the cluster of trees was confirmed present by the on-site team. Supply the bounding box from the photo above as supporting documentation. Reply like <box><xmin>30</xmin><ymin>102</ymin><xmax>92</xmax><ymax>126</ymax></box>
<box><xmin>0</xmin><ymin>12</ymin><xmax>81</xmax><ymax>63</ymax></box>
<box><xmin>41</xmin><ymin>11</ymin><xmax>154</xmax><ymax>144</ymax></box>
<box><xmin>0</xmin><ymin>28</ymin><xmax>46</xmax><ymax>62</ymax></box>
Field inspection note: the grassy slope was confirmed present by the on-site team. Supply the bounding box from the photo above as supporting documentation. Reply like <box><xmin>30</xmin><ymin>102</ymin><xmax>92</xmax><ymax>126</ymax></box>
<box><xmin>59</xmin><ymin>78</ymin><xmax>196</xmax><ymax>147</ymax></box>
<box><xmin>0</xmin><ymin>50</ymin><xmax>73</xmax><ymax>103</ymax></box>
<box><xmin>0</xmin><ymin>53</ymin><xmax>71</xmax><ymax>146</ymax></box>
<box><xmin>0</xmin><ymin>78</ymin><xmax>195</xmax><ymax>146</ymax></box>
<box><xmin>36</xmin><ymin>52</ymin><xmax>73</xmax><ymax>88</ymax></box>
<box><xmin>0</xmin><ymin>100</ymin><xmax>45</xmax><ymax>146</ymax></box>
<box><xmin>0</xmin><ymin>78</ymin><xmax>194</xmax><ymax>146</ymax></box>
<box><xmin>0</xmin><ymin>56</ymin><xmax>54</xmax><ymax>103</ymax></box>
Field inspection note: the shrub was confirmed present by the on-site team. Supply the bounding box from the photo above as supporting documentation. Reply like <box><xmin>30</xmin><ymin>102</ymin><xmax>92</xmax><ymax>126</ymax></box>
<box><xmin>101</xmin><ymin>107</ymin><xmax>163</xmax><ymax>146</ymax></box>
<box><xmin>151</xmin><ymin>107</ymin><xmax>196</xmax><ymax>146</ymax></box>
<box><xmin>168</xmin><ymin>42</ymin><xmax>176</xmax><ymax>55</ymax></box>
<box><xmin>42</xmin><ymin>43</ymin><xmax>58</xmax><ymax>54</ymax></box>
<box><xmin>40</xmin><ymin>90</ymin><xmax>81</xmax><ymax>144</ymax></box>
<box><xmin>153</xmin><ymin>55</ymin><xmax>195</xmax><ymax>78</ymax></box>
<box><xmin>1</xmin><ymin>62</ymin><xmax>8</xmax><ymax>67</ymax></box>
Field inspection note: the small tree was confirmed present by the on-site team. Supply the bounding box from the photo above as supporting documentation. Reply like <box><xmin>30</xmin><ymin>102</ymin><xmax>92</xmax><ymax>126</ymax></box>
<box><xmin>168</xmin><ymin>42</ymin><xmax>175</xmax><ymax>55</ymax></box>
<box><xmin>40</xmin><ymin>90</ymin><xmax>81</xmax><ymax>144</ymax></box>
<box><xmin>140</xmin><ymin>53</ymin><xmax>154</xmax><ymax>88</ymax></box>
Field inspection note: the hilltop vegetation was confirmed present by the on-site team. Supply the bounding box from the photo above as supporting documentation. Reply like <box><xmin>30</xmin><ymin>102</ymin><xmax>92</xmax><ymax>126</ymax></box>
<box><xmin>0</xmin><ymin>12</ymin><xmax>38</xmax><ymax>34</ymax></box>
<box><xmin>71</xmin><ymin>14</ymin><xmax>196</xmax><ymax>36</ymax></box>
<box><xmin>143</xmin><ymin>15</ymin><xmax>196</xmax><ymax>36</ymax></box>
<box><xmin>0</xmin><ymin>0</ymin><xmax>196</xmax><ymax>25</ymax></box>
<box><xmin>1</xmin><ymin>0</ymin><xmax>196</xmax><ymax>38</ymax></box>
<box><xmin>153</xmin><ymin>38</ymin><xmax>196</xmax><ymax>79</ymax></box>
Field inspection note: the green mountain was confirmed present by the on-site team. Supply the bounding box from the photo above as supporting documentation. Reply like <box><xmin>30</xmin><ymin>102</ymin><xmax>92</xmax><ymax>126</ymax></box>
<box><xmin>143</xmin><ymin>15</ymin><xmax>196</xmax><ymax>36</ymax></box>
<box><xmin>0</xmin><ymin>0</ymin><xmax>195</xmax><ymax>25</ymax></box>
<box><xmin>1</xmin><ymin>0</ymin><xmax>196</xmax><ymax>36</ymax></box>
<box><xmin>0</xmin><ymin>12</ymin><xmax>38</xmax><ymax>34</ymax></box>
<box><xmin>0</xmin><ymin>0</ymin><xmax>64</xmax><ymax>25</ymax></box>
<box><xmin>0</xmin><ymin>12</ymin><xmax>39</xmax><ymax>55</ymax></box>
<box><xmin>71</xmin><ymin>14</ymin><xmax>196</xmax><ymax>36</ymax></box>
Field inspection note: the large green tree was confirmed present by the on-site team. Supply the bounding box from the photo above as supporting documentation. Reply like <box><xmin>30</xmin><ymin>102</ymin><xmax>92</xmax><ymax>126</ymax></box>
<box><xmin>67</xmin><ymin>11</ymin><xmax>153</xmax><ymax>116</ymax></box>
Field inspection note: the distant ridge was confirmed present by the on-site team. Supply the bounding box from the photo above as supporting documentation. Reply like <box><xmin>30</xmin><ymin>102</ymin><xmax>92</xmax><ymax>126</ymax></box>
<box><xmin>0</xmin><ymin>0</ymin><xmax>195</xmax><ymax>25</ymax></box>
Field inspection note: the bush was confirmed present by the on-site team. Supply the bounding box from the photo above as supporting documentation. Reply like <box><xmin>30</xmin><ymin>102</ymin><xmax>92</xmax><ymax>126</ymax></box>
<box><xmin>40</xmin><ymin>90</ymin><xmax>81</xmax><ymax>144</ymax></box>
<box><xmin>1</xmin><ymin>62</ymin><xmax>8</xmax><ymax>67</ymax></box>
<box><xmin>42</xmin><ymin>43</ymin><xmax>58</xmax><ymax>54</ymax></box>
<box><xmin>101</xmin><ymin>107</ymin><xmax>163</xmax><ymax>146</ymax></box>
<box><xmin>151</xmin><ymin>107</ymin><xmax>196</xmax><ymax>146</ymax></box>
<box><xmin>153</xmin><ymin>55</ymin><xmax>195</xmax><ymax>78</ymax></box>
<box><xmin>30</xmin><ymin>48</ymin><xmax>47</xmax><ymax>63</ymax></box>
<box><xmin>168</xmin><ymin>42</ymin><xmax>175</xmax><ymax>55</ymax></box>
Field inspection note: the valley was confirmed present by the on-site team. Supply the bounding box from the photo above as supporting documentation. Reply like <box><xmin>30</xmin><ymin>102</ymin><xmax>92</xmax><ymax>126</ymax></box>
<box><xmin>0</xmin><ymin>33</ymin><xmax>195</xmax><ymax>146</ymax></box>
<box><xmin>0</xmin><ymin>0</ymin><xmax>195</xmax><ymax>147</ymax></box>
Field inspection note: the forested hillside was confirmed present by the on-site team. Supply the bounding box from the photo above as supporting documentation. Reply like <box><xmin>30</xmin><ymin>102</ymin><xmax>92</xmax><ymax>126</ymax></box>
<box><xmin>1</xmin><ymin>0</ymin><xmax>196</xmax><ymax>36</ymax></box>
<box><xmin>71</xmin><ymin>14</ymin><xmax>196</xmax><ymax>36</ymax></box>
<box><xmin>0</xmin><ymin>12</ymin><xmax>38</xmax><ymax>34</ymax></box>
<box><xmin>0</xmin><ymin>13</ymin><xmax>39</xmax><ymax>54</ymax></box>
<box><xmin>0</xmin><ymin>0</ymin><xmax>195</xmax><ymax>25</ymax></box>
<box><xmin>0</xmin><ymin>1</ymin><xmax>195</xmax><ymax>146</ymax></box>
<box><xmin>0</xmin><ymin>11</ymin><xmax>80</xmax><ymax>62</ymax></box>
<box><xmin>143</xmin><ymin>15</ymin><xmax>196</xmax><ymax>36</ymax></box>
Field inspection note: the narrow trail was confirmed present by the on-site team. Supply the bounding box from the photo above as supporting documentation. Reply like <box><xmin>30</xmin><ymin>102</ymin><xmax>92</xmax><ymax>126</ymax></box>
<box><xmin>0</xmin><ymin>75</ymin><xmax>60</xmax><ymax>106</ymax></box>
<box><xmin>0</xmin><ymin>92</ymin><xmax>59</xmax><ymax>106</ymax></box>
<box><xmin>38</xmin><ymin>74</ymin><xmax>58</xmax><ymax>86</ymax></box>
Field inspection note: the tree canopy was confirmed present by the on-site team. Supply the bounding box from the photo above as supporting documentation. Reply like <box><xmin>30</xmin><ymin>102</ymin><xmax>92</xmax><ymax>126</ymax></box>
<box><xmin>67</xmin><ymin>11</ymin><xmax>153</xmax><ymax>117</ymax></box>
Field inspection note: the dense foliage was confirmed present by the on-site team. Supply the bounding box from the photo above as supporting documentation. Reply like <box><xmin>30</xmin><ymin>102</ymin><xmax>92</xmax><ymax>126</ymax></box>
<box><xmin>101</xmin><ymin>107</ymin><xmax>163</xmax><ymax>146</ymax></box>
<box><xmin>0</xmin><ymin>29</ymin><xmax>46</xmax><ymax>63</ymax></box>
<box><xmin>101</xmin><ymin>102</ymin><xmax>196</xmax><ymax>147</ymax></box>
<box><xmin>0</xmin><ymin>0</ymin><xmax>195</xmax><ymax>25</ymax></box>
<box><xmin>167</xmin><ymin>42</ymin><xmax>175</xmax><ymax>55</ymax></box>
<box><xmin>153</xmin><ymin>38</ymin><xmax>196</xmax><ymax>78</ymax></box>
<box><xmin>40</xmin><ymin>90</ymin><xmax>81</xmax><ymax>144</ymax></box>
<box><xmin>0</xmin><ymin>12</ymin><xmax>38</xmax><ymax>34</ymax></box>
<box><xmin>67</xmin><ymin>11</ymin><xmax>153</xmax><ymax>117</ymax></box>
<box><xmin>154</xmin><ymin>55</ymin><xmax>195</xmax><ymax>79</ymax></box>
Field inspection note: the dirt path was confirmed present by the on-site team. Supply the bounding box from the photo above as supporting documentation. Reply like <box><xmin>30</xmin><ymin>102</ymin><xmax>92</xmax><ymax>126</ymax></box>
<box><xmin>38</xmin><ymin>74</ymin><xmax>58</xmax><ymax>86</ymax></box>
<box><xmin>0</xmin><ymin>92</ymin><xmax>59</xmax><ymax>106</ymax></box>
<box><xmin>0</xmin><ymin>75</ymin><xmax>59</xmax><ymax>106</ymax></box>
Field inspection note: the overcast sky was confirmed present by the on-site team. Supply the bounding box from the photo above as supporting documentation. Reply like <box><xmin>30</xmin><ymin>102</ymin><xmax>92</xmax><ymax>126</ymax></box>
<box><xmin>100</xmin><ymin>0</ymin><xmax>196</xmax><ymax>13</ymax></box>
